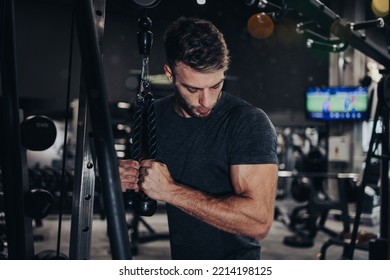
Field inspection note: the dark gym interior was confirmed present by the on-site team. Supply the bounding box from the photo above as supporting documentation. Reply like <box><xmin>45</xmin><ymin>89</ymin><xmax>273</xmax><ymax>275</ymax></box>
<box><xmin>1</xmin><ymin>0</ymin><xmax>390</xmax><ymax>260</ymax></box>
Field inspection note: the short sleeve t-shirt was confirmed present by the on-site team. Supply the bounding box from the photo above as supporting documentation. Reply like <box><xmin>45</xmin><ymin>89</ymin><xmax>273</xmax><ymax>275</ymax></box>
<box><xmin>155</xmin><ymin>91</ymin><xmax>278</xmax><ymax>259</ymax></box>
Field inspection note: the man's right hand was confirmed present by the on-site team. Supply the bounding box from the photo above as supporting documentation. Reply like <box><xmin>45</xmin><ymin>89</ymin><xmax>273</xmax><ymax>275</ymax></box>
<box><xmin>118</xmin><ymin>159</ymin><xmax>140</xmax><ymax>192</ymax></box>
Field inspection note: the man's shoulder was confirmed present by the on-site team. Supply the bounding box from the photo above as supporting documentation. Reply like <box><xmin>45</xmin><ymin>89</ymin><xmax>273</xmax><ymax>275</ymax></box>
<box><xmin>223</xmin><ymin>92</ymin><xmax>267</xmax><ymax>120</ymax></box>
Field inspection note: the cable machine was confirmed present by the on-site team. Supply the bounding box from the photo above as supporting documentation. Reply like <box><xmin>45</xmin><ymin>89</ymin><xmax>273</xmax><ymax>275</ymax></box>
<box><xmin>0</xmin><ymin>0</ymin><xmax>165</xmax><ymax>261</ymax></box>
<box><xmin>1</xmin><ymin>0</ymin><xmax>134</xmax><ymax>260</ymax></box>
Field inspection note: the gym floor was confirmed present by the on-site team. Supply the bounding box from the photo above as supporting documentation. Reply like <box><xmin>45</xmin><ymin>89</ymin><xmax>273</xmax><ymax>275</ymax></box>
<box><xmin>30</xmin><ymin>198</ymin><xmax>380</xmax><ymax>260</ymax></box>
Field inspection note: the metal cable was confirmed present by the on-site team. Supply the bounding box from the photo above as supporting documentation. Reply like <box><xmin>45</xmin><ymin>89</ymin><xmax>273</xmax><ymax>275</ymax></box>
<box><xmin>55</xmin><ymin>9</ymin><xmax>74</xmax><ymax>259</ymax></box>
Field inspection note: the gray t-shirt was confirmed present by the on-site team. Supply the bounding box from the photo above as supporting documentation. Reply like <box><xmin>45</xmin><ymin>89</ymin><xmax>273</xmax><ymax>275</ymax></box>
<box><xmin>155</xmin><ymin>91</ymin><xmax>278</xmax><ymax>259</ymax></box>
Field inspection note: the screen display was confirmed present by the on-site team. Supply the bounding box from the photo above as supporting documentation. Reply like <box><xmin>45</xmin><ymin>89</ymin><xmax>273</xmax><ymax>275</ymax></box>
<box><xmin>305</xmin><ymin>86</ymin><xmax>369</xmax><ymax>121</ymax></box>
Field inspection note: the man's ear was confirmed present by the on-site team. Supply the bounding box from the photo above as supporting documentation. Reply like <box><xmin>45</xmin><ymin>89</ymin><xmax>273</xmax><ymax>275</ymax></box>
<box><xmin>164</xmin><ymin>64</ymin><xmax>173</xmax><ymax>82</ymax></box>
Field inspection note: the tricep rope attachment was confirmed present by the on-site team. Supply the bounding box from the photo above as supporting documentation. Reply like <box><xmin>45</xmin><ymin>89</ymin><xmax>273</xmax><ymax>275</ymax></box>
<box><xmin>123</xmin><ymin>15</ymin><xmax>158</xmax><ymax>217</ymax></box>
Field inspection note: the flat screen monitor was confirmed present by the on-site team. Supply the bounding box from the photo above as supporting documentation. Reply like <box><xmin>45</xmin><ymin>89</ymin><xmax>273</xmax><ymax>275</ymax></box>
<box><xmin>305</xmin><ymin>86</ymin><xmax>369</xmax><ymax>121</ymax></box>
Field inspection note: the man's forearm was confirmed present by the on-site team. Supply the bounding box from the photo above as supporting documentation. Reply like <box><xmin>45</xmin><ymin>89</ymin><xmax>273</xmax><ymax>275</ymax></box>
<box><xmin>164</xmin><ymin>183</ymin><xmax>273</xmax><ymax>240</ymax></box>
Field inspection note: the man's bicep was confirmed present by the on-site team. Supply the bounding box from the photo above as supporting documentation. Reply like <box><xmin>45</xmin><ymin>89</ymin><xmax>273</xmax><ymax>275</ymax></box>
<box><xmin>230</xmin><ymin>164</ymin><xmax>278</xmax><ymax>197</ymax></box>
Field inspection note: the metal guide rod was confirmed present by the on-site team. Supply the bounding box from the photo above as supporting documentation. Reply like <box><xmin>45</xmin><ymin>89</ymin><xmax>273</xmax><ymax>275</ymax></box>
<box><xmin>73</xmin><ymin>0</ymin><xmax>132</xmax><ymax>259</ymax></box>
<box><xmin>69</xmin><ymin>78</ymin><xmax>96</xmax><ymax>259</ymax></box>
<box><xmin>0</xmin><ymin>0</ymin><xmax>35</xmax><ymax>259</ymax></box>
<box><xmin>95</xmin><ymin>0</ymin><xmax>106</xmax><ymax>51</ymax></box>
<box><xmin>69</xmin><ymin>0</ymin><xmax>106</xmax><ymax>261</ymax></box>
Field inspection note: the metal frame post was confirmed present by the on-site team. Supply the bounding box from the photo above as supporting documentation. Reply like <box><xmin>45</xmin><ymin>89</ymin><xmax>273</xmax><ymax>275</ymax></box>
<box><xmin>0</xmin><ymin>0</ymin><xmax>34</xmax><ymax>259</ymax></box>
<box><xmin>73</xmin><ymin>0</ymin><xmax>132</xmax><ymax>259</ymax></box>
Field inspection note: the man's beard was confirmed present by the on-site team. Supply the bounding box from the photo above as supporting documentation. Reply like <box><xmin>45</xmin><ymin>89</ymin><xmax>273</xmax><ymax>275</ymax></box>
<box><xmin>174</xmin><ymin>91</ymin><xmax>212</xmax><ymax>119</ymax></box>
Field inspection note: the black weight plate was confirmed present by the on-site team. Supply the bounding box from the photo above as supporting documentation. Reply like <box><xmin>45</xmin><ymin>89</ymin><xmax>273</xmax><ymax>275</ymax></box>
<box><xmin>20</xmin><ymin>115</ymin><xmax>57</xmax><ymax>151</ymax></box>
<box><xmin>34</xmin><ymin>249</ymin><xmax>68</xmax><ymax>260</ymax></box>
<box><xmin>24</xmin><ymin>188</ymin><xmax>54</xmax><ymax>219</ymax></box>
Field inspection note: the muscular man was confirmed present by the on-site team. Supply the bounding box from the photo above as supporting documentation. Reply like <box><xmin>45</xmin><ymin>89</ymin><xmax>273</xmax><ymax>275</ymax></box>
<box><xmin>119</xmin><ymin>17</ymin><xmax>278</xmax><ymax>260</ymax></box>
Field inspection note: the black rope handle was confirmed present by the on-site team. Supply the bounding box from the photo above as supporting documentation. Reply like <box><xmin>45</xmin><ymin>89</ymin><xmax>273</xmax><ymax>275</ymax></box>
<box><xmin>123</xmin><ymin>15</ymin><xmax>157</xmax><ymax>216</ymax></box>
<box><xmin>130</xmin><ymin>97</ymin><xmax>145</xmax><ymax>160</ymax></box>
<box><xmin>129</xmin><ymin>90</ymin><xmax>158</xmax><ymax>161</ymax></box>
<box><xmin>144</xmin><ymin>91</ymin><xmax>158</xmax><ymax>160</ymax></box>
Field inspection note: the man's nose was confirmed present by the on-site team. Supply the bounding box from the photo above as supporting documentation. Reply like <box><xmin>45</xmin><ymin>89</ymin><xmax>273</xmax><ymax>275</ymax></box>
<box><xmin>199</xmin><ymin>90</ymin><xmax>211</xmax><ymax>108</ymax></box>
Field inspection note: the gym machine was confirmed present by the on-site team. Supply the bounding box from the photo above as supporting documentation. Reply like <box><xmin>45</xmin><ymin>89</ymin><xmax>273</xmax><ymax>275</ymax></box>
<box><xmin>319</xmin><ymin>75</ymin><xmax>389</xmax><ymax>259</ymax></box>
<box><xmin>67</xmin><ymin>0</ymin><xmax>135</xmax><ymax>260</ymax></box>
<box><xmin>1</xmin><ymin>0</ymin><xmax>166</xmax><ymax>261</ymax></box>
<box><xmin>252</xmin><ymin>0</ymin><xmax>389</xmax><ymax>259</ymax></box>
<box><xmin>292</xmin><ymin>0</ymin><xmax>390</xmax><ymax>261</ymax></box>
<box><xmin>280</xmin><ymin>170</ymin><xmax>360</xmax><ymax>249</ymax></box>
<box><xmin>1</xmin><ymin>0</ymin><xmax>133</xmax><ymax>259</ymax></box>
